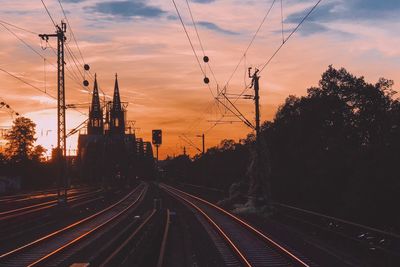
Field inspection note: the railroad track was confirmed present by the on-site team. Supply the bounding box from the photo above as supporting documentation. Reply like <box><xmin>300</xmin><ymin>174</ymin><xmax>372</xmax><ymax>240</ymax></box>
<box><xmin>0</xmin><ymin>186</ymin><xmax>93</xmax><ymax>206</ymax></box>
<box><xmin>161</xmin><ymin>183</ymin><xmax>313</xmax><ymax>267</ymax></box>
<box><xmin>0</xmin><ymin>188</ymin><xmax>103</xmax><ymax>221</ymax></box>
<box><xmin>99</xmin><ymin>208</ymin><xmax>159</xmax><ymax>266</ymax></box>
<box><xmin>0</xmin><ymin>182</ymin><xmax>148</xmax><ymax>267</ymax></box>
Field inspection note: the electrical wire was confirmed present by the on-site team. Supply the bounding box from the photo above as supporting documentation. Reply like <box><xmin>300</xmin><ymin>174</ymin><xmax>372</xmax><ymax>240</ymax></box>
<box><xmin>41</xmin><ymin>0</ymin><xmax>57</xmax><ymax>28</ymax></box>
<box><xmin>0</xmin><ymin>67</ymin><xmax>57</xmax><ymax>100</ymax></box>
<box><xmin>223</xmin><ymin>0</ymin><xmax>277</xmax><ymax>92</ymax></box>
<box><xmin>184</xmin><ymin>0</ymin><xmax>219</xmax><ymax>87</ymax></box>
<box><xmin>171</xmin><ymin>0</ymin><xmax>205</xmax><ymax>77</ymax></box>
<box><xmin>0</xmin><ymin>22</ymin><xmax>56</xmax><ymax>67</ymax></box>
<box><xmin>280</xmin><ymin>0</ymin><xmax>285</xmax><ymax>44</ymax></box>
<box><xmin>0</xmin><ymin>19</ymin><xmax>38</xmax><ymax>35</ymax></box>
<box><xmin>259</xmin><ymin>0</ymin><xmax>323</xmax><ymax>73</ymax></box>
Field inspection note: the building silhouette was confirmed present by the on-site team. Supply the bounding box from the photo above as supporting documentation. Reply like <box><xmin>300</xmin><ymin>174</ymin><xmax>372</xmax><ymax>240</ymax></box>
<box><xmin>77</xmin><ymin>74</ymin><xmax>154</xmax><ymax>184</ymax></box>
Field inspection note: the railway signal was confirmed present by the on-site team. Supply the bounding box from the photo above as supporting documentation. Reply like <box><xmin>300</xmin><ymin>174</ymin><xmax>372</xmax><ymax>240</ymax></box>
<box><xmin>152</xmin><ymin>129</ymin><xmax>162</xmax><ymax>162</ymax></box>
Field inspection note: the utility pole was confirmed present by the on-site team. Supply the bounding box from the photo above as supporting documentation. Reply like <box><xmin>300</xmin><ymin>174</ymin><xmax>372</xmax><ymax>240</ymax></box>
<box><xmin>248</xmin><ymin>67</ymin><xmax>271</xmax><ymax>206</ymax></box>
<box><xmin>196</xmin><ymin>133</ymin><xmax>205</xmax><ymax>154</ymax></box>
<box><xmin>249</xmin><ymin>68</ymin><xmax>260</xmax><ymax>140</ymax></box>
<box><xmin>202</xmin><ymin>133</ymin><xmax>205</xmax><ymax>154</ymax></box>
<box><xmin>40</xmin><ymin>21</ymin><xmax>67</xmax><ymax>205</ymax></box>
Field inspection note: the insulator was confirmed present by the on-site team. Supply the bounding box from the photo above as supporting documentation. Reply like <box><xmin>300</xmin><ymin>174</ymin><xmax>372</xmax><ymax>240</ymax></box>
<box><xmin>84</xmin><ymin>64</ymin><xmax>90</xmax><ymax>71</ymax></box>
<box><xmin>203</xmin><ymin>56</ymin><xmax>209</xmax><ymax>63</ymax></box>
<box><xmin>204</xmin><ymin>77</ymin><xmax>210</xmax><ymax>84</ymax></box>
<box><xmin>83</xmin><ymin>80</ymin><xmax>89</xmax><ymax>87</ymax></box>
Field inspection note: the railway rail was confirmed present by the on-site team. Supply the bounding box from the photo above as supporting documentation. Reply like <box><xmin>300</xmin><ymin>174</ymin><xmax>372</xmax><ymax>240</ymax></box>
<box><xmin>161</xmin><ymin>183</ymin><xmax>313</xmax><ymax>267</ymax></box>
<box><xmin>0</xmin><ymin>182</ymin><xmax>148</xmax><ymax>267</ymax></box>
<box><xmin>0</xmin><ymin>188</ymin><xmax>103</xmax><ymax>221</ymax></box>
<box><xmin>0</xmin><ymin>186</ymin><xmax>93</xmax><ymax>206</ymax></box>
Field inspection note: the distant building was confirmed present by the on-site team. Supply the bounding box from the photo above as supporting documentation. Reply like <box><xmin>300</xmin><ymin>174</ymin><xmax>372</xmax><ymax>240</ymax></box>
<box><xmin>77</xmin><ymin>74</ymin><xmax>154</xmax><ymax>183</ymax></box>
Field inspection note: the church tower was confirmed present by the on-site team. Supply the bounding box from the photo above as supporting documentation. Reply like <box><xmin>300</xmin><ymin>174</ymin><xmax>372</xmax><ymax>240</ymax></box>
<box><xmin>109</xmin><ymin>73</ymin><xmax>125</xmax><ymax>134</ymax></box>
<box><xmin>88</xmin><ymin>74</ymin><xmax>103</xmax><ymax>135</ymax></box>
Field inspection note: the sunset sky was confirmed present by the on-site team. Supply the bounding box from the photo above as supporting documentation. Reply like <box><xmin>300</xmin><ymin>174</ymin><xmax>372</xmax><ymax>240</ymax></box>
<box><xmin>0</xmin><ymin>0</ymin><xmax>399</xmax><ymax>159</ymax></box>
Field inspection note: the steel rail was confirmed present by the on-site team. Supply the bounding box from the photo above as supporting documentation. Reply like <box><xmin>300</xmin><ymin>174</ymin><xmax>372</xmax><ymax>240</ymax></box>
<box><xmin>100</xmin><ymin>208</ymin><xmax>157</xmax><ymax>267</ymax></box>
<box><xmin>28</xmin><ymin>186</ymin><xmax>148</xmax><ymax>267</ymax></box>
<box><xmin>157</xmin><ymin>208</ymin><xmax>171</xmax><ymax>267</ymax></box>
<box><xmin>0</xmin><ymin>183</ymin><xmax>146</xmax><ymax>266</ymax></box>
<box><xmin>0</xmin><ymin>186</ymin><xmax>91</xmax><ymax>203</ymax></box>
<box><xmin>161</xmin><ymin>184</ymin><xmax>310</xmax><ymax>267</ymax></box>
<box><xmin>0</xmin><ymin>189</ymin><xmax>103</xmax><ymax>221</ymax></box>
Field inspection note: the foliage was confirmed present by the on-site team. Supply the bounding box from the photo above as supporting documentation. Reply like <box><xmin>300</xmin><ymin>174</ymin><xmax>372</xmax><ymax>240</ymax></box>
<box><xmin>164</xmin><ymin>139</ymin><xmax>249</xmax><ymax>191</ymax></box>
<box><xmin>0</xmin><ymin>117</ymin><xmax>51</xmax><ymax>190</ymax></box>
<box><xmin>164</xmin><ymin>66</ymin><xmax>400</xmax><ymax>231</ymax></box>
<box><xmin>4</xmin><ymin>117</ymin><xmax>46</xmax><ymax>162</ymax></box>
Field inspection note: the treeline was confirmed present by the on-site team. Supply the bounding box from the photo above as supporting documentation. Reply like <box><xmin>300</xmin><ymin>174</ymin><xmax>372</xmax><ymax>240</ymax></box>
<box><xmin>0</xmin><ymin>117</ymin><xmax>56</xmax><ymax>191</ymax></box>
<box><xmin>164</xmin><ymin>66</ymin><xmax>400</xmax><ymax>231</ymax></box>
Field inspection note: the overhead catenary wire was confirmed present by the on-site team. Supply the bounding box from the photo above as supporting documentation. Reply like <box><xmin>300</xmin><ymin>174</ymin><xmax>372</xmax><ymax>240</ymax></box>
<box><xmin>0</xmin><ymin>67</ymin><xmax>57</xmax><ymax>100</ymax></box>
<box><xmin>48</xmin><ymin>41</ymin><xmax>89</xmax><ymax>92</ymax></box>
<box><xmin>40</xmin><ymin>0</ymin><xmax>57</xmax><ymax>28</ymax></box>
<box><xmin>280</xmin><ymin>0</ymin><xmax>285</xmax><ymax>44</ymax></box>
<box><xmin>0</xmin><ymin>12</ymin><xmax>87</xmax><ymax>101</ymax></box>
<box><xmin>0</xmin><ymin>19</ymin><xmax>38</xmax><ymax>35</ymax></box>
<box><xmin>204</xmin><ymin>0</ymin><xmax>278</xmax><ymax>133</ymax></box>
<box><xmin>259</xmin><ymin>0</ymin><xmax>323</xmax><ymax>73</ymax></box>
<box><xmin>184</xmin><ymin>0</ymin><xmax>219</xmax><ymax>87</ymax></box>
<box><xmin>223</xmin><ymin>0</ymin><xmax>277</xmax><ymax>92</ymax></box>
<box><xmin>171</xmin><ymin>0</ymin><xmax>205</xmax><ymax>78</ymax></box>
<box><xmin>58</xmin><ymin>0</ymin><xmax>95</xmax><ymax>81</ymax></box>
<box><xmin>0</xmin><ymin>22</ymin><xmax>56</xmax><ymax>67</ymax></box>
<box><xmin>0</xmin><ymin>67</ymin><xmax>87</xmax><ymax>116</ymax></box>
<box><xmin>209</xmin><ymin>0</ymin><xmax>323</xmax><ymax>134</ymax></box>
<box><xmin>65</xmin><ymin>44</ymin><xmax>85</xmax><ymax>80</ymax></box>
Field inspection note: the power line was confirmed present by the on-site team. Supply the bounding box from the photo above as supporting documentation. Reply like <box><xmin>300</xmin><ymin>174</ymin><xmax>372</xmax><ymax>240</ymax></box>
<box><xmin>210</xmin><ymin>0</ymin><xmax>324</xmax><ymax>134</ymax></box>
<box><xmin>259</xmin><ymin>0</ymin><xmax>323</xmax><ymax>73</ymax></box>
<box><xmin>203</xmin><ymin>0</ymin><xmax>278</xmax><ymax>133</ymax></box>
<box><xmin>171</xmin><ymin>0</ymin><xmax>205</xmax><ymax>78</ymax></box>
<box><xmin>0</xmin><ymin>19</ymin><xmax>88</xmax><ymax>100</ymax></box>
<box><xmin>0</xmin><ymin>19</ymin><xmax>38</xmax><ymax>35</ymax></box>
<box><xmin>41</xmin><ymin>0</ymin><xmax>57</xmax><ymax>28</ymax></box>
<box><xmin>185</xmin><ymin>0</ymin><xmax>205</xmax><ymax>56</ymax></box>
<box><xmin>184</xmin><ymin>0</ymin><xmax>219</xmax><ymax>88</ymax></box>
<box><xmin>58</xmin><ymin>0</ymin><xmax>95</xmax><ymax>82</ymax></box>
<box><xmin>0</xmin><ymin>22</ymin><xmax>55</xmax><ymax>66</ymax></box>
<box><xmin>224</xmin><ymin>0</ymin><xmax>277</xmax><ymax>91</ymax></box>
<box><xmin>48</xmin><ymin>41</ymin><xmax>88</xmax><ymax>92</ymax></box>
<box><xmin>65</xmin><ymin>44</ymin><xmax>85</xmax><ymax>80</ymax></box>
<box><xmin>0</xmin><ymin>67</ymin><xmax>57</xmax><ymax>100</ymax></box>
<box><xmin>280</xmin><ymin>0</ymin><xmax>285</xmax><ymax>44</ymax></box>
<box><xmin>58</xmin><ymin>0</ymin><xmax>84</xmax><ymax>66</ymax></box>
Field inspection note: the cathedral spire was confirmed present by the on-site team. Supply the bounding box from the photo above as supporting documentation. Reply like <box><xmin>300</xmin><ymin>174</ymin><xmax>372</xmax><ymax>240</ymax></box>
<box><xmin>91</xmin><ymin>73</ymin><xmax>101</xmax><ymax>113</ymax></box>
<box><xmin>112</xmin><ymin>73</ymin><xmax>122</xmax><ymax>112</ymax></box>
<box><xmin>88</xmin><ymin>73</ymin><xmax>103</xmax><ymax>135</ymax></box>
<box><xmin>109</xmin><ymin>73</ymin><xmax>125</xmax><ymax>134</ymax></box>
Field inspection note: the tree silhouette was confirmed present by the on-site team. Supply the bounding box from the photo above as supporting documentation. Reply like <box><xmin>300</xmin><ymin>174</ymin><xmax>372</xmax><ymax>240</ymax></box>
<box><xmin>4</xmin><ymin>117</ymin><xmax>38</xmax><ymax>162</ymax></box>
<box><xmin>164</xmin><ymin>66</ymin><xmax>400</xmax><ymax>231</ymax></box>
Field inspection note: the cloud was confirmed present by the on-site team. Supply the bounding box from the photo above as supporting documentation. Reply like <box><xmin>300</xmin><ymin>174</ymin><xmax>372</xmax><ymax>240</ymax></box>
<box><xmin>191</xmin><ymin>0</ymin><xmax>216</xmax><ymax>3</ymax></box>
<box><xmin>87</xmin><ymin>0</ymin><xmax>165</xmax><ymax>19</ymax></box>
<box><xmin>198</xmin><ymin>21</ymin><xmax>238</xmax><ymax>35</ymax></box>
<box><xmin>62</xmin><ymin>0</ymin><xmax>86</xmax><ymax>3</ymax></box>
<box><xmin>286</xmin><ymin>0</ymin><xmax>400</xmax><ymax>25</ymax></box>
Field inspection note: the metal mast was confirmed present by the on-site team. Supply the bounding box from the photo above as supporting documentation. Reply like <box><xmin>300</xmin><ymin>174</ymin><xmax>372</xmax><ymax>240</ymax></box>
<box><xmin>249</xmin><ymin>68</ymin><xmax>260</xmax><ymax>139</ymax></box>
<box><xmin>39</xmin><ymin>21</ymin><xmax>67</xmax><ymax>204</ymax></box>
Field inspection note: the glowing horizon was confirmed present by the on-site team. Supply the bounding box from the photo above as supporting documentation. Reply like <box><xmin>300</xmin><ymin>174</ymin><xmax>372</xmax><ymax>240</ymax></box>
<box><xmin>0</xmin><ymin>0</ymin><xmax>399</xmax><ymax>159</ymax></box>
